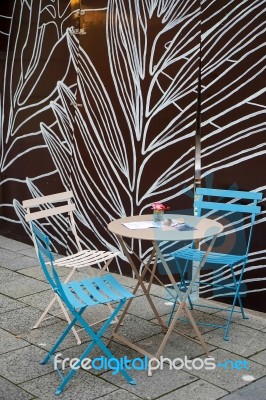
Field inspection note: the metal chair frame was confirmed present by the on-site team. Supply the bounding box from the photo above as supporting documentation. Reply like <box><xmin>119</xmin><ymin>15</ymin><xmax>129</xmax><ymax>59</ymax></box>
<box><xmin>170</xmin><ymin>188</ymin><xmax>262</xmax><ymax>340</ymax></box>
<box><xmin>23</xmin><ymin>190</ymin><xmax>120</xmax><ymax>344</ymax></box>
<box><xmin>31</xmin><ymin>223</ymin><xmax>135</xmax><ymax>395</ymax></box>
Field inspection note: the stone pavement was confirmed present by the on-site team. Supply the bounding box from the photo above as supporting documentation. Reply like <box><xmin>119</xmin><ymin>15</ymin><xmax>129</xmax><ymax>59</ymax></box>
<box><xmin>0</xmin><ymin>235</ymin><xmax>266</xmax><ymax>400</ymax></box>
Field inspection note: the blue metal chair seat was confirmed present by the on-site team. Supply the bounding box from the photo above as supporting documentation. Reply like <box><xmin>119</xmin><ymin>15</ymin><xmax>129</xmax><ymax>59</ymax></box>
<box><xmin>31</xmin><ymin>222</ymin><xmax>136</xmax><ymax>395</ymax></box>
<box><xmin>173</xmin><ymin>248</ymin><xmax>246</xmax><ymax>265</ymax></box>
<box><xmin>62</xmin><ymin>275</ymin><xmax>134</xmax><ymax>308</ymax></box>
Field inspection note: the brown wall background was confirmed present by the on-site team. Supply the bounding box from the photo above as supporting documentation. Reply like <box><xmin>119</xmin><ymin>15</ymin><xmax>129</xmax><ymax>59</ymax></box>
<box><xmin>0</xmin><ymin>0</ymin><xmax>265</xmax><ymax>311</ymax></box>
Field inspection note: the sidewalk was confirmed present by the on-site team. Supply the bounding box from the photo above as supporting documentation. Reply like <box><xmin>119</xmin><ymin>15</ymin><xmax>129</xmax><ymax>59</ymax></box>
<box><xmin>0</xmin><ymin>234</ymin><xmax>265</xmax><ymax>400</ymax></box>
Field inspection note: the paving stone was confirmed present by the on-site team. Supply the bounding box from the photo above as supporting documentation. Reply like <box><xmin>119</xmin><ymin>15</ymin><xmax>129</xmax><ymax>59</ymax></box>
<box><xmin>20</xmin><ymin>320</ymin><xmax>90</xmax><ymax>351</ymax></box>
<box><xmin>202</xmin><ymin>324</ymin><xmax>266</xmax><ymax>357</ymax></box>
<box><xmin>0</xmin><ymin>293</ymin><xmax>25</xmax><ymax>314</ymax></box>
<box><xmin>17</xmin><ymin>246</ymin><xmax>38</xmax><ymax>258</ymax></box>
<box><xmin>0</xmin><ymin>255</ymin><xmax>39</xmax><ymax>271</ymax></box>
<box><xmin>0</xmin><ymin>267</ymin><xmax>19</xmax><ymax>283</ymax></box>
<box><xmin>0</xmin><ymin>327</ymin><xmax>29</xmax><ymax>354</ymax></box>
<box><xmin>18</xmin><ymin>264</ymin><xmax>73</xmax><ymax>282</ymax></box>
<box><xmin>150</xmin><ymin>307</ymin><xmax>227</xmax><ymax>338</ymax></box>
<box><xmin>187</xmin><ymin>348</ymin><xmax>266</xmax><ymax>392</ymax></box>
<box><xmin>250</xmin><ymin>349</ymin><xmax>266</xmax><ymax>366</ymax></box>
<box><xmin>146</xmin><ymin>282</ymin><xmax>168</xmax><ymax>298</ymax></box>
<box><xmin>62</xmin><ymin>338</ymin><xmax>147</xmax><ymax>376</ymax></box>
<box><xmin>19</xmin><ymin>290</ymin><xmax>61</xmax><ymax>312</ymax></box>
<box><xmin>0</xmin><ymin>275</ymin><xmax>49</xmax><ymax>298</ymax></box>
<box><xmin>158</xmin><ymin>379</ymin><xmax>228</xmax><ymax>400</ymax></box>
<box><xmin>104</xmin><ymin>314</ymin><xmax>161</xmax><ymax>344</ymax></box>
<box><xmin>157</xmin><ymin>287</ymin><xmax>227</xmax><ymax>314</ymax></box>
<box><xmin>215</xmin><ymin>309</ymin><xmax>266</xmax><ymax>331</ymax></box>
<box><xmin>95</xmin><ymin>389</ymin><xmax>142</xmax><ymax>399</ymax></box>
<box><xmin>0</xmin><ymin>376</ymin><xmax>34</xmax><ymax>400</ymax></box>
<box><xmin>0</xmin><ymin>248</ymin><xmax>20</xmax><ymax>263</ymax></box>
<box><xmin>0</xmin><ymin>345</ymin><xmax>54</xmax><ymax>383</ymax></box>
<box><xmin>219</xmin><ymin>376</ymin><xmax>266</xmax><ymax>400</ymax></box>
<box><xmin>0</xmin><ymin>305</ymin><xmax>61</xmax><ymax>335</ymax></box>
<box><xmin>0</xmin><ymin>236</ymin><xmax>32</xmax><ymax>251</ymax></box>
<box><xmin>102</xmin><ymin>363</ymin><xmax>197</xmax><ymax>399</ymax></box>
<box><xmin>19</xmin><ymin>369</ymin><xmax>117</xmax><ymax>399</ymax></box>
<box><xmin>136</xmin><ymin>331</ymin><xmax>216</xmax><ymax>360</ymax></box>
<box><xmin>126</xmin><ymin>294</ymin><xmax>173</xmax><ymax>320</ymax></box>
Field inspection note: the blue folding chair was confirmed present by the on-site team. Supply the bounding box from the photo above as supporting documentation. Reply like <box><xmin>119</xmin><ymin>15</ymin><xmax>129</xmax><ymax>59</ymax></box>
<box><xmin>169</xmin><ymin>188</ymin><xmax>262</xmax><ymax>340</ymax></box>
<box><xmin>31</xmin><ymin>223</ymin><xmax>136</xmax><ymax>395</ymax></box>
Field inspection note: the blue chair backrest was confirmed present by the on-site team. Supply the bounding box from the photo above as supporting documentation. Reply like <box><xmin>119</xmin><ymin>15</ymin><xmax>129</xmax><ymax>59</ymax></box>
<box><xmin>31</xmin><ymin>222</ymin><xmax>67</xmax><ymax>302</ymax></box>
<box><xmin>194</xmin><ymin>188</ymin><xmax>262</xmax><ymax>254</ymax></box>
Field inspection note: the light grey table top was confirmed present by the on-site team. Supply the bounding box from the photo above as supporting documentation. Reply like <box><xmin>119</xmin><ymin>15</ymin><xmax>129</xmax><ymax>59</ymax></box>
<box><xmin>108</xmin><ymin>214</ymin><xmax>223</xmax><ymax>242</ymax></box>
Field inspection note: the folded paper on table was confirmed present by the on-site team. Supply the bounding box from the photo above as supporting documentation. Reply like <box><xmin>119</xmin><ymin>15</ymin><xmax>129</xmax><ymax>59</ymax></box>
<box><xmin>122</xmin><ymin>221</ymin><xmax>156</xmax><ymax>229</ymax></box>
<box><xmin>122</xmin><ymin>220</ymin><xmax>196</xmax><ymax>231</ymax></box>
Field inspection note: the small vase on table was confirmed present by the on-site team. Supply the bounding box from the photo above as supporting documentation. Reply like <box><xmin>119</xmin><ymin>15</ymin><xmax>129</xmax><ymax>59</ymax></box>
<box><xmin>151</xmin><ymin>201</ymin><xmax>169</xmax><ymax>224</ymax></box>
<box><xmin>153</xmin><ymin>210</ymin><xmax>164</xmax><ymax>223</ymax></box>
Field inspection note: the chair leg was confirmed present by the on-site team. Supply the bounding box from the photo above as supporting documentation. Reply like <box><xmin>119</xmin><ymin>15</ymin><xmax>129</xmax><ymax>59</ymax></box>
<box><xmin>56</xmin><ymin>296</ymin><xmax>81</xmax><ymax>344</ymax></box>
<box><xmin>41</xmin><ymin>313</ymin><xmax>80</xmax><ymax>365</ymax></box>
<box><xmin>167</xmin><ymin>259</ymin><xmax>193</xmax><ymax>326</ymax></box>
<box><xmin>33</xmin><ymin>293</ymin><xmax>81</xmax><ymax>345</ymax></box>
<box><xmin>52</xmin><ymin>300</ymin><xmax>136</xmax><ymax>395</ymax></box>
<box><xmin>223</xmin><ymin>264</ymin><xmax>248</xmax><ymax>341</ymax></box>
<box><xmin>32</xmin><ymin>295</ymin><xmax>58</xmax><ymax>328</ymax></box>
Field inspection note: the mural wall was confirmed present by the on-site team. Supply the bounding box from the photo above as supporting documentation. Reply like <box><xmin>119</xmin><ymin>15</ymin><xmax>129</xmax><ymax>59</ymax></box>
<box><xmin>0</xmin><ymin>0</ymin><xmax>265</xmax><ymax>311</ymax></box>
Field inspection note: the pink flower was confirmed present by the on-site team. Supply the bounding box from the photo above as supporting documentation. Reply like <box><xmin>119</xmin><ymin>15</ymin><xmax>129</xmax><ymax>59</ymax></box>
<box><xmin>151</xmin><ymin>202</ymin><xmax>170</xmax><ymax>211</ymax></box>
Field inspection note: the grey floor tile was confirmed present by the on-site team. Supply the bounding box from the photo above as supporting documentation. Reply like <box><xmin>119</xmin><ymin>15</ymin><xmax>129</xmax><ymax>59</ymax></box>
<box><xmin>0</xmin><ymin>345</ymin><xmax>54</xmax><ymax>383</ymax></box>
<box><xmin>18</xmin><ymin>265</ymin><xmax>71</xmax><ymax>281</ymax></box>
<box><xmin>1</xmin><ymin>255</ymin><xmax>39</xmax><ymax>271</ymax></box>
<box><xmin>62</xmin><ymin>338</ymin><xmax>148</xmax><ymax>376</ymax></box>
<box><xmin>0</xmin><ymin>275</ymin><xmax>49</xmax><ymax>298</ymax></box>
<box><xmin>126</xmin><ymin>294</ymin><xmax>173</xmax><ymax>320</ymax></box>
<box><xmin>146</xmin><ymin>283</ymin><xmax>168</xmax><ymax>298</ymax></box>
<box><xmin>250</xmin><ymin>349</ymin><xmax>266</xmax><ymax>366</ymax></box>
<box><xmin>0</xmin><ymin>247</ymin><xmax>20</xmax><ymax>263</ymax></box>
<box><xmin>187</xmin><ymin>348</ymin><xmax>266</xmax><ymax>392</ymax></box>
<box><xmin>102</xmin><ymin>365</ymin><xmax>197</xmax><ymax>399</ymax></box>
<box><xmin>215</xmin><ymin>309</ymin><xmax>266</xmax><ymax>331</ymax></box>
<box><xmin>104</xmin><ymin>314</ymin><xmax>161</xmax><ymax>344</ymax></box>
<box><xmin>0</xmin><ymin>236</ymin><xmax>32</xmax><ymax>251</ymax></box>
<box><xmin>0</xmin><ymin>305</ymin><xmax>61</xmax><ymax>335</ymax></box>
<box><xmin>0</xmin><ymin>293</ymin><xmax>25</xmax><ymax>314</ymax></box>
<box><xmin>95</xmin><ymin>389</ymin><xmax>142</xmax><ymax>399</ymax></box>
<box><xmin>0</xmin><ymin>267</ymin><xmax>19</xmax><ymax>283</ymax></box>
<box><xmin>218</xmin><ymin>376</ymin><xmax>266</xmax><ymax>400</ymax></box>
<box><xmin>158</xmin><ymin>289</ymin><xmax>226</xmax><ymax>315</ymax></box>
<box><xmin>17</xmin><ymin>247</ymin><xmax>38</xmax><ymax>258</ymax></box>
<box><xmin>158</xmin><ymin>379</ymin><xmax>228</xmax><ymax>400</ymax></box>
<box><xmin>202</xmin><ymin>324</ymin><xmax>266</xmax><ymax>357</ymax></box>
<box><xmin>18</xmin><ymin>290</ymin><xmax>60</xmax><ymax>312</ymax></box>
<box><xmin>136</xmin><ymin>331</ymin><xmax>216</xmax><ymax>360</ymax></box>
<box><xmin>20</xmin><ymin>320</ymin><xmax>90</xmax><ymax>351</ymax></box>
<box><xmin>0</xmin><ymin>376</ymin><xmax>34</xmax><ymax>400</ymax></box>
<box><xmin>19</xmin><ymin>369</ymin><xmax>117</xmax><ymax>400</ymax></box>
<box><xmin>0</xmin><ymin>327</ymin><xmax>29</xmax><ymax>354</ymax></box>
<box><xmin>150</xmin><ymin>308</ymin><xmax>227</xmax><ymax>338</ymax></box>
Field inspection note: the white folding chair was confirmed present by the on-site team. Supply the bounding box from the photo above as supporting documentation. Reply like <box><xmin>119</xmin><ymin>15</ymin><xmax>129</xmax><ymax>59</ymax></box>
<box><xmin>23</xmin><ymin>190</ymin><xmax>120</xmax><ymax>344</ymax></box>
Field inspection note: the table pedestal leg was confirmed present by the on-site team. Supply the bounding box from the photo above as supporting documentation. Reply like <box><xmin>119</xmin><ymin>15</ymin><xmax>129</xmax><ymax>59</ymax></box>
<box><xmin>107</xmin><ymin>236</ymin><xmax>166</xmax><ymax>348</ymax></box>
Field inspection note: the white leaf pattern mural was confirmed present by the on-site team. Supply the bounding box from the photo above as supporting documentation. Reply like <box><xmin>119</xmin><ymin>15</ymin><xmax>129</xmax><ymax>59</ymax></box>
<box><xmin>0</xmin><ymin>0</ymin><xmax>265</xmax><ymax>311</ymax></box>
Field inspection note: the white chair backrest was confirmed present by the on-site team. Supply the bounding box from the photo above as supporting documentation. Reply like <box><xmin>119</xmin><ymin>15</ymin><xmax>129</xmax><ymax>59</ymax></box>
<box><xmin>23</xmin><ymin>191</ymin><xmax>82</xmax><ymax>252</ymax></box>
